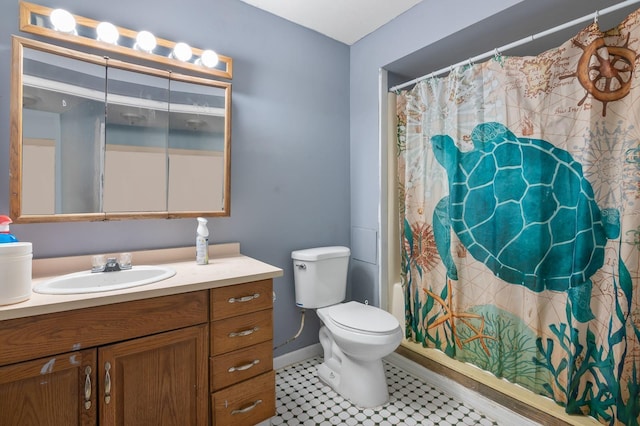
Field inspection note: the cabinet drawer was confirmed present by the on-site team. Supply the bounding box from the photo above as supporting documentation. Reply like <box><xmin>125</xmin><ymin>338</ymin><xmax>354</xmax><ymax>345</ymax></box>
<box><xmin>210</xmin><ymin>279</ymin><xmax>272</xmax><ymax>321</ymax></box>
<box><xmin>211</xmin><ymin>309</ymin><xmax>272</xmax><ymax>356</ymax></box>
<box><xmin>211</xmin><ymin>370</ymin><xmax>275</xmax><ymax>426</ymax></box>
<box><xmin>210</xmin><ymin>341</ymin><xmax>272</xmax><ymax>391</ymax></box>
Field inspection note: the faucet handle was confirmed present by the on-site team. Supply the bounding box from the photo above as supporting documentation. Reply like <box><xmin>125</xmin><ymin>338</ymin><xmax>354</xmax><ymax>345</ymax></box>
<box><xmin>118</xmin><ymin>253</ymin><xmax>132</xmax><ymax>270</ymax></box>
<box><xmin>91</xmin><ymin>255</ymin><xmax>106</xmax><ymax>273</ymax></box>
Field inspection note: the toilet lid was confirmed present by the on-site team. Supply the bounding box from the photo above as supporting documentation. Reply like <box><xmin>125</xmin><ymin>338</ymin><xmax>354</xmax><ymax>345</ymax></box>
<box><xmin>327</xmin><ymin>301</ymin><xmax>399</xmax><ymax>334</ymax></box>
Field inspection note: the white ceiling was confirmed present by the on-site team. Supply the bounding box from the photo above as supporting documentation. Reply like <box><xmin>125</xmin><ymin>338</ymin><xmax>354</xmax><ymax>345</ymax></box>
<box><xmin>238</xmin><ymin>0</ymin><xmax>424</xmax><ymax>45</ymax></box>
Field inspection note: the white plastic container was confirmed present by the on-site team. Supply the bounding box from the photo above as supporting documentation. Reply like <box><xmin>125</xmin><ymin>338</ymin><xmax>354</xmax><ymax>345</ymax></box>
<box><xmin>0</xmin><ymin>242</ymin><xmax>32</xmax><ymax>305</ymax></box>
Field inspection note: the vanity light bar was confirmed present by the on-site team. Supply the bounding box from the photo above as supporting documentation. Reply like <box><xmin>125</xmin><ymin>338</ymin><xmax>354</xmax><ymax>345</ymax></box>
<box><xmin>18</xmin><ymin>1</ymin><xmax>232</xmax><ymax>79</ymax></box>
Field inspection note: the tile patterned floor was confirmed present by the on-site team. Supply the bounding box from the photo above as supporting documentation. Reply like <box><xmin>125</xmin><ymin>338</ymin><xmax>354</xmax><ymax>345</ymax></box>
<box><xmin>272</xmin><ymin>356</ymin><xmax>499</xmax><ymax>425</ymax></box>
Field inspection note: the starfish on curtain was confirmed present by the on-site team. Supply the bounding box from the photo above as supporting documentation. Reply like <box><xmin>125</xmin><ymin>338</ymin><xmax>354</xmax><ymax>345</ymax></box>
<box><xmin>423</xmin><ymin>279</ymin><xmax>496</xmax><ymax>356</ymax></box>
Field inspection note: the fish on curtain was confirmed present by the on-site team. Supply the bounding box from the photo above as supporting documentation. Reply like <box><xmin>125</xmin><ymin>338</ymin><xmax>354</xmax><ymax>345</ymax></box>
<box><xmin>397</xmin><ymin>9</ymin><xmax>640</xmax><ymax>426</ymax></box>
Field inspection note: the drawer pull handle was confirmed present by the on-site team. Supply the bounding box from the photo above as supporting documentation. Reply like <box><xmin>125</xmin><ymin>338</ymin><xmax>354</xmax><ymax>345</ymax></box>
<box><xmin>228</xmin><ymin>359</ymin><xmax>260</xmax><ymax>372</ymax></box>
<box><xmin>231</xmin><ymin>399</ymin><xmax>263</xmax><ymax>415</ymax></box>
<box><xmin>229</xmin><ymin>327</ymin><xmax>259</xmax><ymax>338</ymax></box>
<box><xmin>84</xmin><ymin>366</ymin><xmax>92</xmax><ymax>410</ymax></box>
<box><xmin>104</xmin><ymin>362</ymin><xmax>112</xmax><ymax>404</ymax></box>
<box><xmin>228</xmin><ymin>293</ymin><xmax>260</xmax><ymax>303</ymax></box>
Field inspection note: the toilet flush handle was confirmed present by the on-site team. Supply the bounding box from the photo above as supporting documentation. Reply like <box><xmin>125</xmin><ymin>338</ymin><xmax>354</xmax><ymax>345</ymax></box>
<box><xmin>295</xmin><ymin>263</ymin><xmax>306</xmax><ymax>270</ymax></box>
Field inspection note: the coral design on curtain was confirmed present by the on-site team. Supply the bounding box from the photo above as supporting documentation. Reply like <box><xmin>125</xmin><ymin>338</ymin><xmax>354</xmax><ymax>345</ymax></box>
<box><xmin>397</xmin><ymin>10</ymin><xmax>640</xmax><ymax>426</ymax></box>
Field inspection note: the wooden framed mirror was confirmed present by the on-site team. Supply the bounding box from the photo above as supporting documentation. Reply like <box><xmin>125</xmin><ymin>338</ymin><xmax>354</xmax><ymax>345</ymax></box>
<box><xmin>10</xmin><ymin>36</ymin><xmax>231</xmax><ymax>223</ymax></box>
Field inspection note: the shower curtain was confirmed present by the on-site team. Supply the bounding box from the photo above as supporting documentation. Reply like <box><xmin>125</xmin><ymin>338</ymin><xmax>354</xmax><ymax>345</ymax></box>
<box><xmin>397</xmin><ymin>10</ymin><xmax>640</xmax><ymax>426</ymax></box>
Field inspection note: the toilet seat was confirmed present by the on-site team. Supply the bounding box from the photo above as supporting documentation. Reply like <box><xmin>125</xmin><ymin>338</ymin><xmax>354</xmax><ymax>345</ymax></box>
<box><xmin>322</xmin><ymin>301</ymin><xmax>399</xmax><ymax>335</ymax></box>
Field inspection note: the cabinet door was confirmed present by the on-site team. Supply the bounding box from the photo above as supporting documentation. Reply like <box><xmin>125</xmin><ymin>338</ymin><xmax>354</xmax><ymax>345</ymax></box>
<box><xmin>98</xmin><ymin>324</ymin><xmax>208</xmax><ymax>426</ymax></box>
<box><xmin>0</xmin><ymin>349</ymin><xmax>97</xmax><ymax>426</ymax></box>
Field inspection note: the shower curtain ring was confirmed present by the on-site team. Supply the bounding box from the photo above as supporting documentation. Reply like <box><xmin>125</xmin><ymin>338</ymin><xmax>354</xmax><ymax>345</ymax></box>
<box><xmin>494</xmin><ymin>48</ymin><xmax>504</xmax><ymax>67</ymax></box>
<box><xmin>594</xmin><ymin>10</ymin><xmax>599</xmax><ymax>24</ymax></box>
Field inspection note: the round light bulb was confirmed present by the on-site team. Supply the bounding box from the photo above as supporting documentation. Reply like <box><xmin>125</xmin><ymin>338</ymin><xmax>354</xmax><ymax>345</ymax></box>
<box><xmin>172</xmin><ymin>42</ymin><xmax>192</xmax><ymax>62</ymax></box>
<box><xmin>50</xmin><ymin>9</ymin><xmax>76</xmax><ymax>34</ymax></box>
<box><xmin>135</xmin><ymin>30</ymin><xmax>157</xmax><ymax>53</ymax></box>
<box><xmin>197</xmin><ymin>50</ymin><xmax>219</xmax><ymax>68</ymax></box>
<box><xmin>96</xmin><ymin>22</ymin><xmax>119</xmax><ymax>45</ymax></box>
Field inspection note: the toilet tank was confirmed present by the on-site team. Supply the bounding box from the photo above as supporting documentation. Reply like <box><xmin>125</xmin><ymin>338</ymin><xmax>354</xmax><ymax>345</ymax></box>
<box><xmin>291</xmin><ymin>246</ymin><xmax>350</xmax><ymax>308</ymax></box>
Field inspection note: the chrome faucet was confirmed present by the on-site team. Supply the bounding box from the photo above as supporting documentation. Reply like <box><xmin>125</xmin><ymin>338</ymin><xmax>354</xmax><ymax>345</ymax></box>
<box><xmin>103</xmin><ymin>257</ymin><xmax>121</xmax><ymax>272</ymax></box>
<box><xmin>91</xmin><ymin>254</ymin><xmax>133</xmax><ymax>273</ymax></box>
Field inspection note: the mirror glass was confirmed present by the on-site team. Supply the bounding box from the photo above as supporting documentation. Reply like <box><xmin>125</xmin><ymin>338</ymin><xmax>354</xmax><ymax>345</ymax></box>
<box><xmin>10</xmin><ymin>37</ymin><xmax>231</xmax><ymax>222</ymax></box>
<box><xmin>168</xmin><ymin>79</ymin><xmax>228</xmax><ymax>212</ymax></box>
<box><xmin>21</xmin><ymin>46</ymin><xmax>106</xmax><ymax>216</ymax></box>
<box><xmin>104</xmin><ymin>67</ymin><xmax>169</xmax><ymax>213</ymax></box>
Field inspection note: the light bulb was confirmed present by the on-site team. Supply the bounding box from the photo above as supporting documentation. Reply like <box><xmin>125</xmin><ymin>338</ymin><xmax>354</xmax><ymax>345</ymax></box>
<box><xmin>96</xmin><ymin>22</ymin><xmax>119</xmax><ymax>45</ymax></box>
<box><xmin>135</xmin><ymin>31</ymin><xmax>157</xmax><ymax>53</ymax></box>
<box><xmin>171</xmin><ymin>42</ymin><xmax>192</xmax><ymax>62</ymax></box>
<box><xmin>50</xmin><ymin>9</ymin><xmax>76</xmax><ymax>34</ymax></box>
<box><xmin>197</xmin><ymin>50</ymin><xmax>219</xmax><ymax>68</ymax></box>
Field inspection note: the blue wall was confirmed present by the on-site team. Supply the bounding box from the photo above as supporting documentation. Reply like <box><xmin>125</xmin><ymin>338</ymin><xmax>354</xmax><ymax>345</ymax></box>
<box><xmin>0</xmin><ymin>0</ymin><xmax>350</xmax><ymax>356</ymax></box>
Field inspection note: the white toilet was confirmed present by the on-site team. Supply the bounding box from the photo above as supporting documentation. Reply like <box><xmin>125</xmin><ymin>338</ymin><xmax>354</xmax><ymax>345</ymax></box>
<box><xmin>291</xmin><ymin>246</ymin><xmax>403</xmax><ymax>408</ymax></box>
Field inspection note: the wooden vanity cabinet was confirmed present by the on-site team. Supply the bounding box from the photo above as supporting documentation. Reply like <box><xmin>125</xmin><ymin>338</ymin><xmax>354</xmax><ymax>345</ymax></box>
<box><xmin>0</xmin><ymin>279</ymin><xmax>277</xmax><ymax>426</ymax></box>
<box><xmin>0</xmin><ymin>290</ymin><xmax>209</xmax><ymax>426</ymax></box>
<box><xmin>209</xmin><ymin>279</ymin><xmax>275</xmax><ymax>425</ymax></box>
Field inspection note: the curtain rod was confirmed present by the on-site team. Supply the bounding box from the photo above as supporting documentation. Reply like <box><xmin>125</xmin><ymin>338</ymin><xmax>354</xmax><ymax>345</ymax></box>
<box><xmin>390</xmin><ymin>0</ymin><xmax>640</xmax><ymax>92</ymax></box>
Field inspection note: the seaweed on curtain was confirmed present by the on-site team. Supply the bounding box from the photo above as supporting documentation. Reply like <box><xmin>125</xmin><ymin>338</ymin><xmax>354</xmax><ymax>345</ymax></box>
<box><xmin>534</xmin><ymin>246</ymin><xmax>640</xmax><ymax>425</ymax></box>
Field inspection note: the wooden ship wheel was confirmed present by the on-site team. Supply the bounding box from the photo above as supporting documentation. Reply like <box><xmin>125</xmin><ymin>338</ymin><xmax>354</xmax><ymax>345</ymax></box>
<box><xmin>560</xmin><ymin>33</ymin><xmax>637</xmax><ymax>116</ymax></box>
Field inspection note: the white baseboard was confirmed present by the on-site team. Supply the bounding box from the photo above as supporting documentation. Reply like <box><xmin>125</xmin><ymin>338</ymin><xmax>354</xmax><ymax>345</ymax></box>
<box><xmin>274</xmin><ymin>343</ymin><xmax>322</xmax><ymax>370</ymax></box>
<box><xmin>384</xmin><ymin>352</ymin><xmax>540</xmax><ymax>426</ymax></box>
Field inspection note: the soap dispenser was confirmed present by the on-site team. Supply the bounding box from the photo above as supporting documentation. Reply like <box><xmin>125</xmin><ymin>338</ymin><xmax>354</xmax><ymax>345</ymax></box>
<box><xmin>0</xmin><ymin>215</ymin><xmax>18</xmax><ymax>243</ymax></box>
<box><xmin>196</xmin><ymin>217</ymin><xmax>209</xmax><ymax>265</ymax></box>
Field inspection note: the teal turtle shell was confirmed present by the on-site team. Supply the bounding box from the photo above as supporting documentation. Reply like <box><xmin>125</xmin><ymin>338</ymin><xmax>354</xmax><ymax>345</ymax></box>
<box><xmin>430</xmin><ymin>122</ymin><xmax>620</xmax><ymax>321</ymax></box>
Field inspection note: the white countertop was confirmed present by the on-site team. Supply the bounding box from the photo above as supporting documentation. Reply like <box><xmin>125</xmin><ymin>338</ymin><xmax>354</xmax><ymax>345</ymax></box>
<box><xmin>0</xmin><ymin>243</ymin><xmax>283</xmax><ymax>320</ymax></box>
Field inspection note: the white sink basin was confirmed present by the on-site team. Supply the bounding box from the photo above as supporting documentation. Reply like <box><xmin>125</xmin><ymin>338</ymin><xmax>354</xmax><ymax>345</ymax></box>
<box><xmin>33</xmin><ymin>265</ymin><xmax>176</xmax><ymax>295</ymax></box>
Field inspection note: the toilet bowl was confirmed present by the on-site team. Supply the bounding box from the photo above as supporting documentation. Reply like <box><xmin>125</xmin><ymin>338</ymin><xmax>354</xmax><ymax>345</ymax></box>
<box><xmin>291</xmin><ymin>246</ymin><xmax>403</xmax><ymax>408</ymax></box>
<box><xmin>316</xmin><ymin>301</ymin><xmax>403</xmax><ymax>407</ymax></box>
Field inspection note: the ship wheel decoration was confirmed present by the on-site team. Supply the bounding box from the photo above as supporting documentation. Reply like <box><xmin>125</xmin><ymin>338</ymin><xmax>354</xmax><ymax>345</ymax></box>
<box><xmin>560</xmin><ymin>33</ymin><xmax>637</xmax><ymax>116</ymax></box>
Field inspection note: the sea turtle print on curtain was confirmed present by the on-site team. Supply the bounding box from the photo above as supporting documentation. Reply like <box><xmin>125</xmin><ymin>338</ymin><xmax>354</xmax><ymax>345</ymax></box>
<box><xmin>431</xmin><ymin>122</ymin><xmax>621</xmax><ymax>323</ymax></box>
<box><xmin>397</xmin><ymin>9</ymin><xmax>640</xmax><ymax>426</ymax></box>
